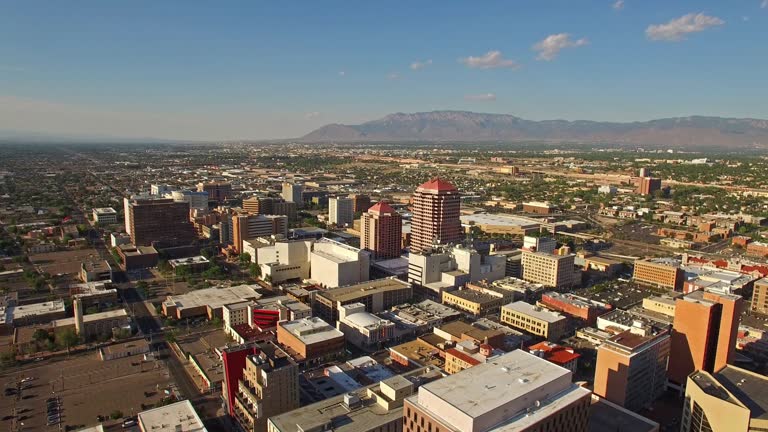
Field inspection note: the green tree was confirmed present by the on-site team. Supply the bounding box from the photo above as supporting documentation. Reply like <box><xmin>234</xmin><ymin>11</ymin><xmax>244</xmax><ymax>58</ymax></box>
<box><xmin>239</xmin><ymin>252</ymin><xmax>251</xmax><ymax>267</ymax></box>
<box><xmin>165</xmin><ymin>329</ymin><xmax>178</xmax><ymax>344</ymax></box>
<box><xmin>57</xmin><ymin>329</ymin><xmax>80</xmax><ymax>354</ymax></box>
<box><xmin>33</xmin><ymin>328</ymin><xmax>50</xmax><ymax>344</ymax></box>
<box><xmin>249</xmin><ymin>263</ymin><xmax>261</xmax><ymax>278</ymax></box>
<box><xmin>136</xmin><ymin>281</ymin><xmax>150</xmax><ymax>299</ymax></box>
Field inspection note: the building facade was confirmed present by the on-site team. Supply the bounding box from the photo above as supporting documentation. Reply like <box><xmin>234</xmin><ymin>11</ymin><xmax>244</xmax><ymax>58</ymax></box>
<box><xmin>521</xmin><ymin>251</ymin><xmax>576</xmax><ymax>290</ymax></box>
<box><xmin>127</xmin><ymin>198</ymin><xmax>195</xmax><ymax>248</ymax></box>
<box><xmin>361</xmin><ymin>201</ymin><xmax>403</xmax><ymax>259</ymax></box>
<box><xmin>501</xmin><ymin>301</ymin><xmax>568</xmax><ymax>342</ymax></box>
<box><xmin>410</xmin><ymin>178</ymin><xmax>462</xmax><ymax>254</ymax></box>
<box><xmin>329</xmin><ymin>196</ymin><xmax>354</xmax><ymax>227</ymax></box>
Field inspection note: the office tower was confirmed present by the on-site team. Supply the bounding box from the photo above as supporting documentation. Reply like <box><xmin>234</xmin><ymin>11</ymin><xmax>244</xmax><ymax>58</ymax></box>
<box><xmin>639</xmin><ymin>167</ymin><xmax>651</xmax><ymax>178</ymax></box>
<box><xmin>150</xmin><ymin>184</ymin><xmax>172</xmax><ymax>196</ymax></box>
<box><xmin>281</xmin><ymin>182</ymin><xmax>303</xmax><ymax>206</ymax></box>
<box><xmin>633</xmin><ymin>258</ymin><xmax>684</xmax><ymax>291</ymax></box>
<box><xmin>171</xmin><ymin>190</ymin><xmax>209</xmax><ymax>211</ymax></box>
<box><xmin>312</xmin><ymin>277</ymin><xmax>412</xmax><ymax>323</ymax></box>
<box><xmin>403</xmin><ymin>350</ymin><xmax>591</xmax><ymax>432</ymax></box>
<box><xmin>127</xmin><ymin>198</ymin><xmax>194</xmax><ymax>247</ymax></box>
<box><xmin>224</xmin><ymin>342</ymin><xmax>298</xmax><ymax>432</ymax></box>
<box><xmin>329</xmin><ymin>196</ymin><xmax>354</xmax><ymax>227</ymax></box>
<box><xmin>410</xmin><ymin>178</ymin><xmax>461</xmax><ymax>254</ymax></box>
<box><xmin>750</xmin><ymin>277</ymin><xmax>768</xmax><ymax>314</ymax></box>
<box><xmin>593</xmin><ymin>325</ymin><xmax>670</xmax><ymax>412</ymax></box>
<box><xmin>231</xmin><ymin>214</ymin><xmax>288</xmax><ymax>253</ymax></box>
<box><xmin>197</xmin><ymin>181</ymin><xmax>232</xmax><ymax>202</ymax></box>
<box><xmin>242</xmin><ymin>196</ymin><xmax>298</xmax><ymax>222</ymax></box>
<box><xmin>523</xmin><ymin>235</ymin><xmax>557</xmax><ymax>254</ymax></box>
<box><xmin>348</xmin><ymin>193</ymin><xmax>371</xmax><ymax>214</ymax></box>
<box><xmin>639</xmin><ymin>177</ymin><xmax>662</xmax><ymax>196</ymax></box>
<box><xmin>681</xmin><ymin>365</ymin><xmax>768</xmax><ymax>432</ymax></box>
<box><xmin>521</xmin><ymin>250</ymin><xmax>576</xmax><ymax>290</ymax></box>
<box><xmin>360</xmin><ymin>201</ymin><xmax>402</xmax><ymax>259</ymax></box>
<box><xmin>667</xmin><ymin>290</ymin><xmax>743</xmax><ymax>386</ymax></box>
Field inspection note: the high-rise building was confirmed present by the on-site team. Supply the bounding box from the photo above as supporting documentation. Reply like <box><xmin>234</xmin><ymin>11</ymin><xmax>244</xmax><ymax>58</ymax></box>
<box><xmin>361</xmin><ymin>201</ymin><xmax>402</xmax><ymax>259</ymax></box>
<box><xmin>593</xmin><ymin>325</ymin><xmax>670</xmax><ymax>412</ymax></box>
<box><xmin>150</xmin><ymin>184</ymin><xmax>172</xmax><ymax>196</ymax></box>
<box><xmin>243</xmin><ymin>196</ymin><xmax>298</xmax><ymax>222</ymax></box>
<box><xmin>309</xmin><ymin>238</ymin><xmax>370</xmax><ymax>288</ymax></box>
<box><xmin>521</xmin><ymin>250</ymin><xmax>576</xmax><ymax>290</ymax></box>
<box><xmin>231</xmin><ymin>214</ymin><xmax>288</xmax><ymax>253</ymax></box>
<box><xmin>667</xmin><ymin>290</ymin><xmax>743</xmax><ymax>386</ymax></box>
<box><xmin>410</xmin><ymin>178</ymin><xmax>462</xmax><ymax>254</ymax></box>
<box><xmin>127</xmin><ymin>198</ymin><xmax>195</xmax><ymax>248</ymax></box>
<box><xmin>403</xmin><ymin>350</ymin><xmax>592</xmax><ymax>432</ymax></box>
<box><xmin>523</xmin><ymin>235</ymin><xmax>557</xmax><ymax>254</ymax></box>
<box><xmin>639</xmin><ymin>177</ymin><xmax>662</xmax><ymax>196</ymax></box>
<box><xmin>348</xmin><ymin>193</ymin><xmax>371</xmax><ymax>214</ymax></box>
<box><xmin>639</xmin><ymin>167</ymin><xmax>651</xmax><ymax>178</ymax></box>
<box><xmin>224</xmin><ymin>342</ymin><xmax>299</xmax><ymax>432</ymax></box>
<box><xmin>681</xmin><ymin>365</ymin><xmax>768</xmax><ymax>432</ymax></box>
<box><xmin>281</xmin><ymin>182</ymin><xmax>303</xmax><ymax>206</ymax></box>
<box><xmin>750</xmin><ymin>277</ymin><xmax>768</xmax><ymax>314</ymax></box>
<box><xmin>329</xmin><ymin>196</ymin><xmax>354</xmax><ymax>227</ymax></box>
<box><xmin>633</xmin><ymin>258</ymin><xmax>684</xmax><ymax>291</ymax></box>
<box><xmin>197</xmin><ymin>181</ymin><xmax>232</xmax><ymax>202</ymax></box>
<box><xmin>171</xmin><ymin>189</ymin><xmax>209</xmax><ymax>211</ymax></box>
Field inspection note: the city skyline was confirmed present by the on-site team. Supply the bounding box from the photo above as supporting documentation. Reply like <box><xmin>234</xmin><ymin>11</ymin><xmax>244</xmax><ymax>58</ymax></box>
<box><xmin>1</xmin><ymin>1</ymin><xmax>767</xmax><ymax>140</ymax></box>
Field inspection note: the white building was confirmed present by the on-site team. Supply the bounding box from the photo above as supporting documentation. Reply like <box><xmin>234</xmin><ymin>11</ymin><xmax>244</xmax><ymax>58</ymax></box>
<box><xmin>408</xmin><ymin>245</ymin><xmax>506</xmax><ymax>296</ymax></box>
<box><xmin>310</xmin><ymin>238</ymin><xmax>371</xmax><ymax>288</ymax></box>
<box><xmin>521</xmin><ymin>250</ymin><xmax>577</xmax><ymax>290</ymax></box>
<box><xmin>598</xmin><ymin>185</ymin><xmax>617</xmax><ymax>195</ymax></box>
<box><xmin>137</xmin><ymin>400</ymin><xmax>207</xmax><ymax>432</ymax></box>
<box><xmin>523</xmin><ymin>236</ymin><xmax>557</xmax><ymax>254</ymax></box>
<box><xmin>150</xmin><ymin>184</ymin><xmax>173</xmax><ymax>196</ymax></box>
<box><xmin>92</xmin><ymin>207</ymin><xmax>118</xmax><ymax>225</ymax></box>
<box><xmin>282</xmin><ymin>182</ymin><xmax>303</xmax><ymax>205</ymax></box>
<box><xmin>337</xmin><ymin>303</ymin><xmax>396</xmax><ymax>351</ymax></box>
<box><xmin>329</xmin><ymin>196</ymin><xmax>355</xmax><ymax>227</ymax></box>
<box><xmin>258</xmin><ymin>240</ymin><xmax>314</xmax><ymax>285</ymax></box>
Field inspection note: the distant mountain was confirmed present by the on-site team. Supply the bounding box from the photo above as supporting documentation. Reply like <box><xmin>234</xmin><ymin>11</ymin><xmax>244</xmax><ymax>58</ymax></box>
<box><xmin>300</xmin><ymin>111</ymin><xmax>768</xmax><ymax>149</ymax></box>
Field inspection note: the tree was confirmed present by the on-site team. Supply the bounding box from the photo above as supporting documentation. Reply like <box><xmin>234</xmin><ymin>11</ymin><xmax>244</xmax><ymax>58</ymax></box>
<box><xmin>136</xmin><ymin>281</ymin><xmax>150</xmax><ymax>299</ymax></box>
<box><xmin>33</xmin><ymin>328</ymin><xmax>50</xmax><ymax>344</ymax></box>
<box><xmin>165</xmin><ymin>329</ymin><xmax>178</xmax><ymax>344</ymax></box>
<box><xmin>249</xmin><ymin>263</ymin><xmax>261</xmax><ymax>279</ymax></box>
<box><xmin>110</xmin><ymin>410</ymin><xmax>124</xmax><ymax>420</ymax></box>
<box><xmin>57</xmin><ymin>329</ymin><xmax>80</xmax><ymax>354</ymax></box>
<box><xmin>239</xmin><ymin>252</ymin><xmax>251</xmax><ymax>267</ymax></box>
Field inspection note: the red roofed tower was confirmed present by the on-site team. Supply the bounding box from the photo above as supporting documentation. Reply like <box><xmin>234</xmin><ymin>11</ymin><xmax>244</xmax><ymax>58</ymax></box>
<box><xmin>361</xmin><ymin>201</ymin><xmax>403</xmax><ymax>259</ymax></box>
<box><xmin>410</xmin><ymin>178</ymin><xmax>462</xmax><ymax>254</ymax></box>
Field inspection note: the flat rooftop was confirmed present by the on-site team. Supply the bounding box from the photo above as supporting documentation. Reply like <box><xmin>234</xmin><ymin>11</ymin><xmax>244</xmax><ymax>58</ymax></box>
<box><xmin>318</xmin><ymin>277</ymin><xmax>411</xmax><ymax>303</ymax></box>
<box><xmin>9</xmin><ymin>299</ymin><xmax>66</xmax><ymax>319</ymax></box>
<box><xmin>168</xmin><ymin>255</ymin><xmax>210</xmax><ymax>266</ymax></box>
<box><xmin>589</xmin><ymin>397</ymin><xmax>659</xmax><ymax>432</ymax></box>
<box><xmin>52</xmin><ymin>309</ymin><xmax>128</xmax><ymax>327</ymax></box>
<box><xmin>279</xmin><ymin>317</ymin><xmax>344</xmax><ymax>345</ymax></box>
<box><xmin>164</xmin><ymin>285</ymin><xmax>261</xmax><ymax>311</ymax></box>
<box><xmin>93</xmin><ymin>207</ymin><xmax>117</xmax><ymax>214</ymax></box>
<box><xmin>137</xmin><ymin>400</ymin><xmax>207</xmax><ymax>432</ymax></box>
<box><xmin>502</xmin><ymin>301</ymin><xmax>566</xmax><ymax>323</ymax></box>
<box><xmin>460</xmin><ymin>213</ymin><xmax>540</xmax><ymax>228</ymax></box>
<box><xmin>413</xmin><ymin>350</ymin><xmax>588</xmax><ymax>428</ymax></box>
<box><xmin>713</xmin><ymin>365</ymin><xmax>768</xmax><ymax>421</ymax></box>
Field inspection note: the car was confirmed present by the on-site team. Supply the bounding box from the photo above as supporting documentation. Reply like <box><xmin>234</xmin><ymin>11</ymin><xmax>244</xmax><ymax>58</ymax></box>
<box><xmin>20</xmin><ymin>377</ymin><xmax>33</xmax><ymax>383</ymax></box>
<box><xmin>34</xmin><ymin>357</ymin><xmax>45</xmax><ymax>362</ymax></box>
<box><xmin>122</xmin><ymin>418</ymin><xmax>137</xmax><ymax>428</ymax></box>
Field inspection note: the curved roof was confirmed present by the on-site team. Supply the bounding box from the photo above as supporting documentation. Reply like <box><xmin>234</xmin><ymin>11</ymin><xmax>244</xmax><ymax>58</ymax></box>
<box><xmin>417</xmin><ymin>177</ymin><xmax>457</xmax><ymax>192</ymax></box>
<box><xmin>368</xmin><ymin>201</ymin><xmax>396</xmax><ymax>214</ymax></box>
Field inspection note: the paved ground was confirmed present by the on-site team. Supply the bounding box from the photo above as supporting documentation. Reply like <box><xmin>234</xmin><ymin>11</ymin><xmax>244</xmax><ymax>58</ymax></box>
<box><xmin>0</xmin><ymin>350</ymin><xmax>172</xmax><ymax>432</ymax></box>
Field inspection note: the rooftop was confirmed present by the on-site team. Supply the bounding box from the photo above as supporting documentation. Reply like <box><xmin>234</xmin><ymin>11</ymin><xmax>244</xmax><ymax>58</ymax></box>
<box><xmin>502</xmin><ymin>301</ymin><xmax>566</xmax><ymax>323</ymax></box>
<box><xmin>52</xmin><ymin>308</ymin><xmax>129</xmax><ymax>327</ymax></box>
<box><xmin>279</xmin><ymin>317</ymin><xmax>344</xmax><ymax>345</ymax></box>
<box><xmin>92</xmin><ymin>207</ymin><xmax>117</xmax><ymax>215</ymax></box>
<box><xmin>164</xmin><ymin>285</ymin><xmax>261</xmax><ymax>311</ymax></box>
<box><xmin>318</xmin><ymin>277</ymin><xmax>411</xmax><ymax>303</ymax></box>
<box><xmin>713</xmin><ymin>365</ymin><xmax>768</xmax><ymax>420</ymax></box>
<box><xmin>137</xmin><ymin>400</ymin><xmax>207</xmax><ymax>432</ymax></box>
<box><xmin>368</xmin><ymin>201</ymin><xmax>396</xmax><ymax>214</ymax></box>
<box><xmin>460</xmin><ymin>213</ymin><xmax>540</xmax><ymax>228</ymax></box>
<box><xmin>7</xmin><ymin>299</ymin><xmax>66</xmax><ymax>321</ymax></box>
<box><xmin>588</xmin><ymin>396</ymin><xmax>660</xmax><ymax>432</ymax></box>
<box><xmin>168</xmin><ymin>255</ymin><xmax>210</xmax><ymax>267</ymax></box>
<box><xmin>417</xmin><ymin>177</ymin><xmax>457</xmax><ymax>192</ymax></box>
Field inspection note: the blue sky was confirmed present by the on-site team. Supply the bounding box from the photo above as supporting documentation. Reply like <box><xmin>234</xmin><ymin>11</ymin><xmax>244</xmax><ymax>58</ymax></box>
<box><xmin>0</xmin><ymin>0</ymin><xmax>766</xmax><ymax>140</ymax></box>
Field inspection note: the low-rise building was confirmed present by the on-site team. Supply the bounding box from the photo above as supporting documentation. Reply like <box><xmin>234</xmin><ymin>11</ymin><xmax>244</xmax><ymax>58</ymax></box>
<box><xmin>138</xmin><ymin>399</ymin><xmax>207</xmax><ymax>432</ymax></box>
<box><xmin>444</xmin><ymin>341</ymin><xmax>501</xmax><ymax>374</ymax></box>
<box><xmin>633</xmin><ymin>258</ymin><xmax>683</xmax><ymax>291</ymax></box>
<box><xmin>522</xmin><ymin>250</ymin><xmax>577</xmax><ymax>290</ymax></box>
<box><xmin>527</xmin><ymin>341</ymin><xmax>580</xmax><ymax>373</ymax></box>
<box><xmin>92</xmin><ymin>207</ymin><xmax>118</xmax><ymax>225</ymax></box>
<box><xmin>500</xmin><ymin>301</ymin><xmax>568</xmax><ymax>342</ymax></box>
<box><xmin>538</xmin><ymin>291</ymin><xmax>611</xmax><ymax>325</ymax></box>
<box><xmin>441</xmin><ymin>288</ymin><xmax>506</xmax><ymax>317</ymax></box>
<box><xmin>80</xmin><ymin>260</ymin><xmax>113</xmax><ymax>282</ymax></box>
<box><xmin>116</xmin><ymin>244</ymin><xmax>159</xmax><ymax>270</ymax></box>
<box><xmin>163</xmin><ymin>285</ymin><xmax>262</xmax><ymax>320</ymax></box>
<box><xmin>312</xmin><ymin>277</ymin><xmax>412</xmax><ymax>323</ymax></box>
<box><xmin>337</xmin><ymin>303</ymin><xmax>396</xmax><ymax>351</ymax></box>
<box><xmin>276</xmin><ymin>317</ymin><xmax>345</xmax><ymax>365</ymax></box>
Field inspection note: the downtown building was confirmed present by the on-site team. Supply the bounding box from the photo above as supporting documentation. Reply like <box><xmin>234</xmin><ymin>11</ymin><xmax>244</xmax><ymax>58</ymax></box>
<box><xmin>329</xmin><ymin>196</ymin><xmax>355</xmax><ymax>227</ymax></box>
<box><xmin>125</xmin><ymin>198</ymin><xmax>195</xmax><ymax>248</ymax></box>
<box><xmin>197</xmin><ymin>181</ymin><xmax>232</xmax><ymax>203</ymax></box>
<box><xmin>231</xmin><ymin>213</ymin><xmax>289</xmax><ymax>254</ymax></box>
<box><xmin>403</xmin><ymin>350</ymin><xmax>591</xmax><ymax>432</ymax></box>
<box><xmin>361</xmin><ymin>201</ymin><xmax>403</xmax><ymax>259</ymax></box>
<box><xmin>281</xmin><ymin>182</ymin><xmax>303</xmax><ymax>206</ymax></box>
<box><xmin>410</xmin><ymin>178</ymin><xmax>462</xmax><ymax>254</ymax></box>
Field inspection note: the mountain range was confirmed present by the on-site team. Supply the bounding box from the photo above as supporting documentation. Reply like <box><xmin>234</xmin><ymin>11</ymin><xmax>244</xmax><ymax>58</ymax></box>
<box><xmin>300</xmin><ymin>111</ymin><xmax>768</xmax><ymax>149</ymax></box>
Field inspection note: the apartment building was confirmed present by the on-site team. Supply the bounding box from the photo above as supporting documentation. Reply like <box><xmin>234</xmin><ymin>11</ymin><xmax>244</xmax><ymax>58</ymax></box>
<box><xmin>633</xmin><ymin>259</ymin><xmax>684</xmax><ymax>291</ymax></box>
<box><xmin>521</xmin><ymin>251</ymin><xmax>576</xmax><ymax>290</ymax></box>
<box><xmin>500</xmin><ymin>301</ymin><xmax>568</xmax><ymax>342</ymax></box>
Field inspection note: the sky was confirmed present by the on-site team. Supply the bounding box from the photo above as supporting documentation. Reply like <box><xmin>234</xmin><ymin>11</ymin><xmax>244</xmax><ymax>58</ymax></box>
<box><xmin>1</xmin><ymin>0</ymin><xmax>767</xmax><ymax>140</ymax></box>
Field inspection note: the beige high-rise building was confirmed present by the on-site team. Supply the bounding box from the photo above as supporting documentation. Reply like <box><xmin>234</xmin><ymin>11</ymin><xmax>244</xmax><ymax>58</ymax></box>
<box><xmin>681</xmin><ymin>365</ymin><xmax>768</xmax><ymax>432</ymax></box>
<box><xmin>329</xmin><ymin>196</ymin><xmax>354</xmax><ymax>227</ymax></box>
<box><xmin>750</xmin><ymin>277</ymin><xmax>768</xmax><ymax>314</ymax></box>
<box><xmin>232</xmin><ymin>343</ymin><xmax>299</xmax><ymax>432</ymax></box>
<box><xmin>593</xmin><ymin>326</ymin><xmax>670</xmax><ymax>412</ymax></box>
<box><xmin>361</xmin><ymin>201</ymin><xmax>402</xmax><ymax>259</ymax></box>
<box><xmin>521</xmin><ymin>250</ymin><xmax>576</xmax><ymax>290</ymax></box>
<box><xmin>410</xmin><ymin>178</ymin><xmax>462</xmax><ymax>254</ymax></box>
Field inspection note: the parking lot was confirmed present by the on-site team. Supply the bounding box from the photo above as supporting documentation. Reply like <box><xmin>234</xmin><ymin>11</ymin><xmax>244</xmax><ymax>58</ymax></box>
<box><xmin>0</xmin><ymin>349</ymin><xmax>174</xmax><ymax>431</ymax></box>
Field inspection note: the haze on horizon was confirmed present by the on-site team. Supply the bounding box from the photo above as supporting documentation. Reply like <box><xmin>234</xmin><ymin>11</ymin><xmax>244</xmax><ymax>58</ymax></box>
<box><xmin>1</xmin><ymin>0</ymin><xmax>767</xmax><ymax>141</ymax></box>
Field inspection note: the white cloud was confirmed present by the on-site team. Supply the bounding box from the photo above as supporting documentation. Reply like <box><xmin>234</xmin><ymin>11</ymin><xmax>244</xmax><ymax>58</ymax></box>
<box><xmin>464</xmin><ymin>93</ymin><xmax>496</xmax><ymax>101</ymax></box>
<box><xmin>532</xmin><ymin>34</ymin><xmax>588</xmax><ymax>61</ymax></box>
<box><xmin>743</xmin><ymin>16</ymin><xmax>750</xmax><ymax>21</ymax></box>
<box><xmin>338</xmin><ymin>71</ymin><xmax>346</xmax><ymax>76</ymax></box>
<box><xmin>304</xmin><ymin>111</ymin><xmax>321</xmax><ymax>119</ymax></box>
<box><xmin>762</xmin><ymin>0</ymin><xmax>768</xmax><ymax>9</ymax></box>
<box><xmin>612</xmin><ymin>0</ymin><xmax>624</xmax><ymax>11</ymax></box>
<box><xmin>646</xmin><ymin>12</ymin><xmax>724</xmax><ymax>41</ymax></box>
<box><xmin>410</xmin><ymin>59</ymin><xmax>432</xmax><ymax>70</ymax></box>
<box><xmin>459</xmin><ymin>51</ymin><xmax>520</xmax><ymax>69</ymax></box>
<box><xmin>387</xmin><ymin>72</ymin><xmax>400</xmax><ymax>80</ymax></box>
